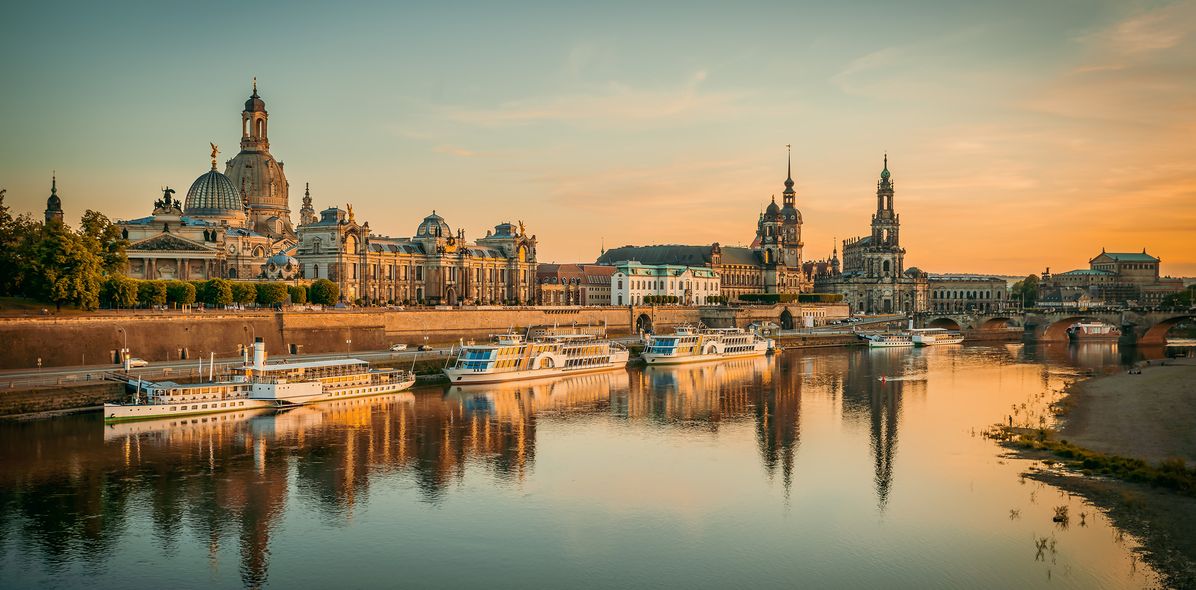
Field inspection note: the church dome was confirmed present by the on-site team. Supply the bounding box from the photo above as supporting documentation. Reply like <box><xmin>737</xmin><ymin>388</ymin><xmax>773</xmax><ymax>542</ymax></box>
<box><xmin>245</xmin><ymin>87</ymin><xmax>266</xmax><ymax>113</ymax></box>
<box><xmin>185</xmin><ymin>168</ymin><xmax>243</xmax><ymax>218</ymax></box>
<box><xmin>416</xmin><ymin>211</ymin><xmax>451</xmax><ymax>238</ymax></box>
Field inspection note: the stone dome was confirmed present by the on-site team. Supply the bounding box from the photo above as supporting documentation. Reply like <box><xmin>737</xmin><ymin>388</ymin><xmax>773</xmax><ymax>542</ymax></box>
<box><xmin>245</xmin><ymin>89</ymin><xmax>266</xmax><ymax>113</ymax></box>
<box><xmin>185</xmin><ymin>168</ymin><xmax>244</xmax><ymax>219</ymax></box>
<box><xmin>416</xmin><ymin>211</ymin><xmax>451</xmax><ymax>238</ymax></box>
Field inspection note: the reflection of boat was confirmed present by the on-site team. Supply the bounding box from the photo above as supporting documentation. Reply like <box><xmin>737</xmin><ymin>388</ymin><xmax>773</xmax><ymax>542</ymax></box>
<box><xmin>103</xmin><ymin>408</ymin><xmax>274</xmax><ymax>441</ymax></box>
<box><xmin>104</xmin><ymin>338</ymin><xmax>416</xmax><ymax>422</ymax></box>
<box><xmin>444</xmin><ymin>332</ymin><xmax>629</xmax><ymax>384</ymax></box>
<box><xmin>446</xmin><ymin>370</ymin><xmax>628</xmax><ymax>418</ymax></box>
<box><xmin>910</xmin><ymin>328</ymin><xmax>964</xmax><ymax>347</ymax></box>
<box><xmin>641</xmin><ymin>326</ymin><xmax>772</xmax><ymax>365</ymax></box>
<box><xmin>1067</xmin><ymin>322</ymin><xmax>1120</xmax><ymax>341</ymax></box>
<box><xmin>860</xmin><ymin>332</ymin><xmax>914</xmax><ymax>348</ymax></box>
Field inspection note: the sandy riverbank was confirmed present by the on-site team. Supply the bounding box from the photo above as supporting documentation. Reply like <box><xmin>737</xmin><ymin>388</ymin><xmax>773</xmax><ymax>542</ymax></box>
<box><xmin>1062</xmin><ymin>359</ymin><xmax>1196</xmax><ymax>465</ymax></box>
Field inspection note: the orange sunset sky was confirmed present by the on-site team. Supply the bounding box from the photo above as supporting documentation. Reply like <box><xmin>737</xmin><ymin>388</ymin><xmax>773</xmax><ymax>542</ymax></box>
<box><xmin>1</xmin><ymin>1</ymin><xmax>1193</xmax><ymax>277</ymax></box>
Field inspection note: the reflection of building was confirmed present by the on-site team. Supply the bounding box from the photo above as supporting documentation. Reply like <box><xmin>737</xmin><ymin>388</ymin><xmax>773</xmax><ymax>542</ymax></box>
<box><xmin>295</xmin><ymin>208</ymin><xmax>538</xmax><ymax>305</ymax></box>
<box><xmin>927</xmin><ymin>274</ymin><xmax>1010</xmax><ymax>313</ymax></box>
<box><xmin>610</xmin><ymin>261</ymin><xmax>720</xmax><ymax>306</ymax></box>
<box><xmin>1039</xmin><ymin>249</ymin><xmax>1184</xmax><ymax>307</ymax></box>
<box><xmin>596</xmin><ymin>150</ymin><xmax>810</xmax><ymax>300</ymax></box>
<box><xmin>810</xmin><ymin>156</ymin><xmax>928</xmax><ymax>314</ymax></box>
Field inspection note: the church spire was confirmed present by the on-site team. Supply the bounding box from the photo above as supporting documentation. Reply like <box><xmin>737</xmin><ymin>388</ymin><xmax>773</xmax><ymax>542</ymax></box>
<box><xmin>44</xmin><ymin>171</ymin><xmax>63</xmax><ymax>225</ymax></box>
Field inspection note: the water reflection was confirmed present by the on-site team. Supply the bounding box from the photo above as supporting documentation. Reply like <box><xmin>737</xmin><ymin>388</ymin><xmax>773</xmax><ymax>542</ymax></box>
<box><xmin>0</xmin><ymin>346</ymin><xmax>1160</xmax><ymax>589</ymax></box>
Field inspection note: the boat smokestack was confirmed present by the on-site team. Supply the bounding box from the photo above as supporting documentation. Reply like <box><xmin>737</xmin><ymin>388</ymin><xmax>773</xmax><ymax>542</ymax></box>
<box><xmin>253</xmin><ymin>337</ymin><xmax>266</xmax><ymax>368</ymax></box>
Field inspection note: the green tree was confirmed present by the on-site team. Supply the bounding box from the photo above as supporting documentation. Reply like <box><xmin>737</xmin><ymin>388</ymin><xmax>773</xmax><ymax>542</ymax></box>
<box><xmin>28</xmin><ymin>224</ymin><xmax>104</xmax><ymax>310</ymax></box>
<box><xmin>288</xmin><ymin>284</ymin><xmax>307</xmax><ymax>305</ymax></box>
<box><xmin>1012</xmin><ymin>274</ymin><xmax>1040</xmax><ymax>307</ymax></box>
<box><xmin>309</xmin><ymin>278</ymin><xmax>339</xmax><ymax>305</ymax></box>
<box><xmin>78</xmin><ymin>209</ymin><xmax>127</xmax><ymax>275</ymax></box>
<box><xmin>203</xmin><ymin>278</ymin><xmax>233</xmax><ymax>306</ymax></box>
<box><xmin>102</xmin><ymin>275</ymin><xmax>139</xmax><ymax>309</ymax></box>
<box><xmin>231</xmin><ymin>282</ymin><xmax>257</xmax><ymax>306</ymax></box>
<box><xmin>255</xmin><ymin>282</ymin><xmax>288</xmax><ymax>306</ymax></box>
<box><xmin>138</xmin><ymin>280</ymin><xmax>167</xmax><ymax>307</ymax></box>
<box><xmin>165</xmin><ymin>280</ymin><xmax>196</xmax><ymax>306</ymax></box>
<box><xmin>0</xmin><ymin>192</ymin><xmax>40</xmax><ymax>297</ymax></box>
<box><xmin>1161</xmin><ymin>287</ymin><xmax>1194</xmax><ymax>309</ymax></box>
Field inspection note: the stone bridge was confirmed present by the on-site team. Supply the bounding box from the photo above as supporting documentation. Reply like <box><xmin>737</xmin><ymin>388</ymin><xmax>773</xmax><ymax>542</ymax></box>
<box><xmin>915</xmin><ymin>310</ymin><xmax>1196</xmax><ymax>344</ymax></box>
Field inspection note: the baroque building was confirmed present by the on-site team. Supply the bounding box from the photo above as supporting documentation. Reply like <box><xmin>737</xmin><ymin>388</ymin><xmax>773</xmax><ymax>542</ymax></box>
<box><xmin>597</xmin><ymin>150</ymin><xmax>810</xmax><ymax>300</ymax></box>
<box><xmin>116</xmin><ymin>83</ymin><xmax>297</xmax><ymax>281</ymax></box>
<box><xmin>225</xmin><ymin>79</ymin><xmax>294</xmax><ymax>240</ymax></box>
<box><xmin>118</xmin><ymin>148</ymin><xmax>281</xmax><ymax>281</ymax></box>
<box><xmin>1039</xmin><ymin>249</ymin><xmax>1184</xmax><ymax>307</ymax></box>
<box><xmin>295</xmin><ymin>205</ymin><xmax>538</xmax><ymax>305</ymax></box>
<box><xmin>811</xmin><ymin>156</ymin><xmax>928</xmax><ymax>314</ymax></box>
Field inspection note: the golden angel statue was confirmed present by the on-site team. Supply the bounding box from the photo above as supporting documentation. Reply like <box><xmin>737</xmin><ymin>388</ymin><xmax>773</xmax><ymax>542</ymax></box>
<box><xmin>517</xmin><ymin>220</ymin><xmax>526</xmax><ymax>236</ymax></box>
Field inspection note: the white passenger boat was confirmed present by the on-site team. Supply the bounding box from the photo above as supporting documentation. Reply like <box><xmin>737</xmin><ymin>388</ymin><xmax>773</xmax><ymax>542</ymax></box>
<box><xmin>103</xmin><ymin>338</ymin><xmax>416</xmax><ymax>422</ymax></box>
<box><xmin>640</xmin><ymin>325</ymin><xmax>773</xmax><ymax>365</ymax></box>
<box><xmin>910</xmin><ymin>327</ymin><xmax>965</xmax><ymax>347</ymax></box>
<box><xmin>860</xmin><ymin>332</ymin><xmax>915</xmax><ymax>348</ymax></box>
<box><xmin>443</xmin><ymin>332</ymin><xmax>630</xmax><ymax>384</ymax></box>
<box><xmin>1066</xmin><ymin>322</ymin><xmax>1120</xmax><ymax>341</ymax></box>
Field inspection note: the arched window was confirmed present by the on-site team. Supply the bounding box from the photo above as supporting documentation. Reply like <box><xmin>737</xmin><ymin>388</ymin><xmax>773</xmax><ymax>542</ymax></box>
<box><xmin>883</xmin><ymin>260</ymin><xmax>891</xmax><ymax>273</ymax></box>
<box><xmin>256</xmin><ymin>118</ymin><xmax>265</xmax><ymax>138</ymax></box>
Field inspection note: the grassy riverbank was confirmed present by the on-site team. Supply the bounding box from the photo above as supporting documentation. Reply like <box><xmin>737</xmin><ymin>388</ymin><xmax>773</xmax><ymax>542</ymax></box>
<box><xmin>990</xmin><ymin>359</ymin><xmax>1196</xmax><ymax>588</ymax></box>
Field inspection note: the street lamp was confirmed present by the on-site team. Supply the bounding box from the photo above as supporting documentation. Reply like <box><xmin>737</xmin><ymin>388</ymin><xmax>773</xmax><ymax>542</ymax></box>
<box><xmin>346</xmin><ymin>338</ymin><xmax>352</xmax><ymax>352</ymax></box>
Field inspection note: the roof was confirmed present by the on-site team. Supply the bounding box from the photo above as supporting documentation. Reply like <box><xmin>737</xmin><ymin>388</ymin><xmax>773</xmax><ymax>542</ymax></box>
<box><xmin>1095</xmin><ymin>252</ymin><xmax>1159</xmax><ymax>263</ymax></box>
<box><xmin>719</xmin><ymin>246</ymin><xmax>761</xmax><ymax>266</ymax></box>
<box><xmin>184</xmin><ymin>169</ymin><xmax>243</xmax><ymax>216</ymax></box>
<box><xmin>1057</xmin><ymin>269</ymin><xmax>1114</xmax><ymax>276</ymax></box>
<box><xmin>597</xmin><ymin>244</ymin><xmax>712</xmax><ymax>266</ymax></box>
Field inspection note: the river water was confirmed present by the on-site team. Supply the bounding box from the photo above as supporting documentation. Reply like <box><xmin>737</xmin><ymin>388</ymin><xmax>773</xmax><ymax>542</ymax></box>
<box><xmin>0</xmin><ymin>344</ymin><xmax>1163</xmax><ymax>589</ymax></box>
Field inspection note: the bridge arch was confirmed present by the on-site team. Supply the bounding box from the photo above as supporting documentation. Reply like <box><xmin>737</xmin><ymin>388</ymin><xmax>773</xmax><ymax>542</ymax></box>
<box><xmin>1041</xmin><ymin>316</ymin><xmax>1119</xmax><ymax>342</ymax></box>
<box><xmin>1138</xmin><ymin>314</ymin><xmax>1196</xmax><ymax>345</ymax></box>
<box><xmin>928</xmin><ymin>317</ymin><xmax>961</xmax><ymax>331</ymax></box>
<box><xmin>979</xmin><ymin>317</ymin><xmax>1021</xmax><ymax>330</ymax></box>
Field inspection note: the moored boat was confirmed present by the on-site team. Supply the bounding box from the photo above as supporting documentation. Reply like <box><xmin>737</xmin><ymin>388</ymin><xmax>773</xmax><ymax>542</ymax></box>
<box><xmin>103</xmin><ymin>338</ymin><xmax>416</xmax><ymax>422</ymax></box>
<box><xmin>860</xmin><ymin>332</ymin><xmax>915</xmax><ymax>348</ymax></box>
<box><xmin>443</xmin><ymin>332</ymin><xmax>630</xmax><ymax>384</ymax></box>
<box><xmin>910</xmin><ymin>327</ymin><xmax>965</xmax><ymax>347</ymax></box>
<box><xmin>640</xmin><ymin>325</ymin><xmax>773</xmax><ymax>365</ymax></box>
<box><xmin>1067</xmin><ymin>322</ymin><xmax>1120</xmax><ymax>341</ymax></box>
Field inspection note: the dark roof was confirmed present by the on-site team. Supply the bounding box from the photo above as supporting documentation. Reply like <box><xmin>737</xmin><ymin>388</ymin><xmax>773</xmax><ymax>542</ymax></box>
<box><xmin>597</xmin><ymin>245</ymin><xmax>712</xmax><ymax>266</ymax></box>
<box><xmin>719</xmin><ymin>246</ymin><xmax>761</xmax><ymax>266</ymax></box>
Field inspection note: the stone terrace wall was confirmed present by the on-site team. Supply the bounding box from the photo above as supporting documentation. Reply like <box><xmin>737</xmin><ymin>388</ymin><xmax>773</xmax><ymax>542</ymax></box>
<box><xmin>0</xmin><ymin>308</ymin><xmax>643</xmax><ymax>370</ymax></box>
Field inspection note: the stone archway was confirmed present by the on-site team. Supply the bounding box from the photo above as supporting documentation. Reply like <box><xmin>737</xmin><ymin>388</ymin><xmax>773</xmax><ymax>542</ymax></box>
<box><xmin>929</xmin><ymin>317</ymin><xmax>961</xmax><ymax>331</ymax></box>
<box><xmin>780</xmin><ymin>309</ymin><xmax>795</xmax><ymax>330</ymax></box>
<box><xmin>1041</xmin><ymin>316</ymin><xmax>1116</xmax><ymax>342</ymax></box>
<box><xmin>636</xmin><ymin>313</ymin><xmax>654</xmax><ymax>334</ymax></box>
<box><xmin>979</xmin><ymin>317</ymin><xmax>1018</xmax><ymax>330</ymax></box>
<box><xmin>1138</xmin><ymin>314</ymin><xmax>1196</xmax><ymax>345</ymax></box>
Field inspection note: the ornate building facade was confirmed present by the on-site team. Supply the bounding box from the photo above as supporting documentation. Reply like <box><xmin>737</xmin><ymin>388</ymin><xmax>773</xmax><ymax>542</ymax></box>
<box><xmin>225</xmin><ymin>79</ymin><xmax>293</xmax><ymax>240</ymax></box>
<box><xmin>116</xmin><ymin>83</ymin><xmax>297</xmax><ymax>281</ymax></box>
<box><xmin>596</xmin><ymin>151</ymin><xmax>810</xmax><ymax>300</ymax></box>
<box><xmin>811</xmin><ymin>156</ymin><xmax>928</xmax><ymax>314</ymax></box>
<box><xmin>1039</xmin><ymin>249</ymin><xmax>1184</xmax><ymax>307</ymax></box>
<box><xmin>295</xmin><ymin>206</ymin><xmax>538</xmax><ymax>305</ymax></box>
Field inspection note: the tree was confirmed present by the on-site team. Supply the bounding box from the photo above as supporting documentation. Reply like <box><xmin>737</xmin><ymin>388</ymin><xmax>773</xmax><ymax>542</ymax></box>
<box><xmin>231</xmin><ymin>282</ymin><xmax>257</xmax><ymax>306</ymax></box>
<box><xmin>288</xmin><ymin>284</ymin><xmax>307</xmax><ymax>305</ymax></box>
<box><xmin>28</xmin><ymin>224</ymin><xmax>104</xmax><ymax>310</ymax></box>
<box><xmin>102</xmin><ymin>275</ymin><xmax>139</xmax><ymax>309</ymax></box>
<box><xmin>1012</xmin><ymin>274</ymin><xmax>1040</xmax><ymax>307</ymax></box>
<box><xmin>203</xmin><ymin>278</ymin><xmax>233</xmax><ymax>306</ymax></box>
<box><xmin>165</xmin><ymin>280</ymin><xmax>196</xmax><ymax>306</ymax></box>
<box><xmin>309</xmin><ymin>278</ymin><xmax>339</xmax><ymax>305</ymax></box>
<box><xmin>0</xmin><ymin>192</ymin><xmax>40</xmax><ymax>297</ymax></box>
<box><xmin>255</xmin><ymin>282</ymin><xmax>288</xmax><ymax>307</ymax></box>
<box><xmin>1161</xmin><ymin>287</ymin><xmax>1194</xmax><ymax>309</ymax></box>
<box><xmin>138</xmin><ymin>280</ymin><xmax>167</xmax><ymax>307</ymax></box>
<box><xmin>78</xmin><ymin>210</ymin><xmax>127</xmax><ymax>275</ymax></box>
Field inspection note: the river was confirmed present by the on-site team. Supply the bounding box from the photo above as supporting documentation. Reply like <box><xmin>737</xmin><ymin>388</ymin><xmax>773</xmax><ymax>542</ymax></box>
<box><xmin>0</xmin><ymin>344</ymin><xmax>1162</xmax><ymax>589</ymax></box>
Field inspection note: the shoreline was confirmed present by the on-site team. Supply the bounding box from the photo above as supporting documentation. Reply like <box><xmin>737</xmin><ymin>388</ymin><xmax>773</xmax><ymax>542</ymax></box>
<box><xmin>993</xmin><ymin>358</ymin><xmax>1196</xmax><ymax>589</ymax></box>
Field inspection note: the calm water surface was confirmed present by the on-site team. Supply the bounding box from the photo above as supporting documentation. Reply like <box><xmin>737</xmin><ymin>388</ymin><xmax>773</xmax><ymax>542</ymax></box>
<box><xmin>0</xmin><ymin>344</ymin><xmax>1162</xmax><ymax>589</ymax></box>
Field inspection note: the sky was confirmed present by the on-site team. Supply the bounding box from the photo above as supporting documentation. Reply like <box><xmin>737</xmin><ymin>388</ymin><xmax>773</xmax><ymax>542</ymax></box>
<box><xmin>1</xmin><ymin>0</ymin><xmax>1194</xmax><ymax>276</ymax></box>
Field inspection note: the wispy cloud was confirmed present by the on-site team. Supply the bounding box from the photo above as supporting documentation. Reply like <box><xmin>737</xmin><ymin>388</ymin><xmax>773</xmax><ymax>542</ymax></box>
<box><xmin>435</xmin><ymin>70</ymin><xmax>746</xmax><ymax>128</ymax></box>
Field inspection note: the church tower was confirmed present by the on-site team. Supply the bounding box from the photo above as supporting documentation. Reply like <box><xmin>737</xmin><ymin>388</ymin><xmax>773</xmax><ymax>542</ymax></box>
<box><xmin>225</xmin><ymin>78</ymin><xmax>293</xmax><ymax>240</ymax></box>
<box><xmin>299</xmin><ymin>183</ymin><xmax>316</xmax><ymax>226</ymax></box>
<box><xmin>44</xmin><ymin>173</ymin><xmax>63</xmax><ymax>225</ymax></box>
<box><xmin>865</xmin><ymin>154</ymin><xmax>904</xmax><ymax>279</ymax></box>
<box><xmin>779</xmin><ymin>145</ymin><xmax>803</xmax><ymax>269</ymax></box>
